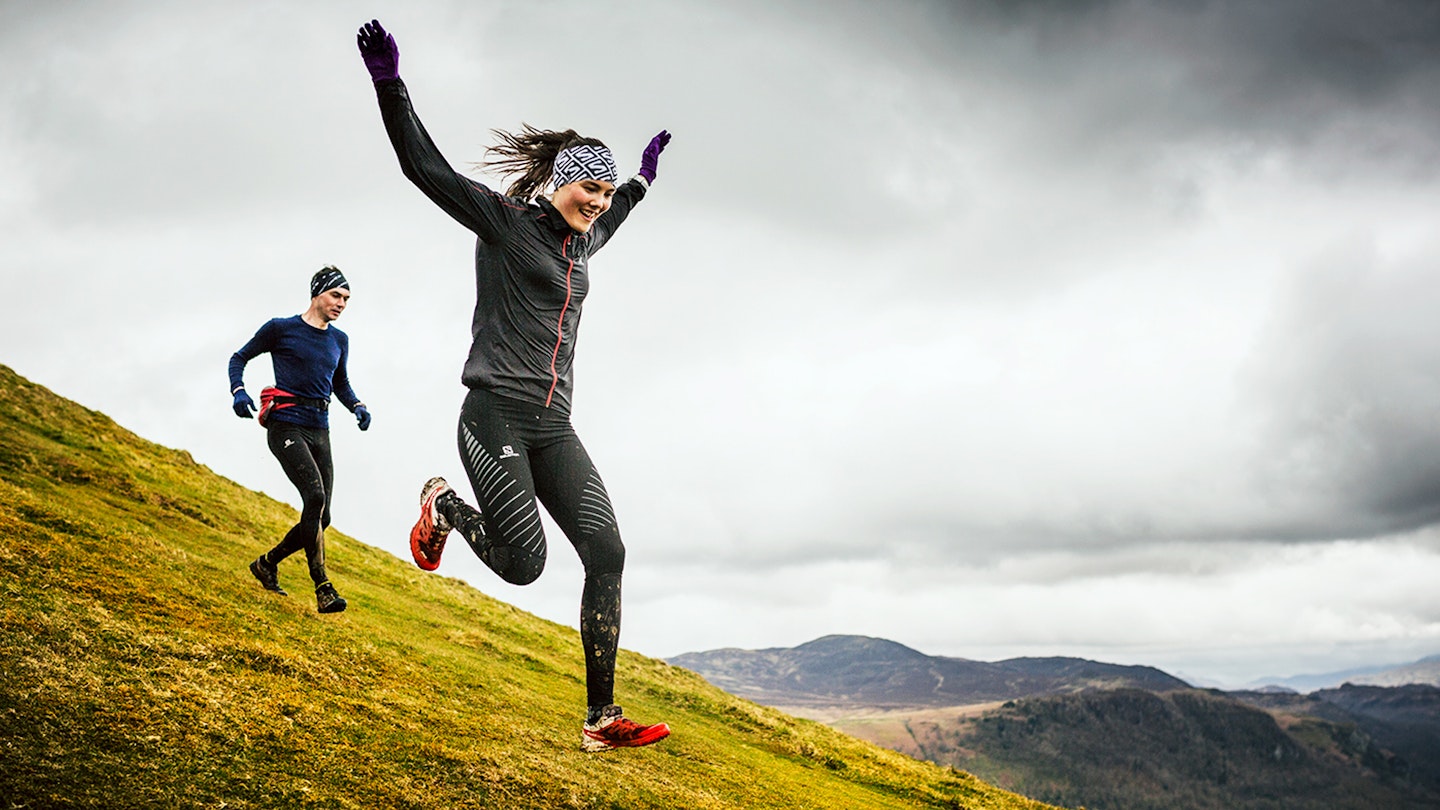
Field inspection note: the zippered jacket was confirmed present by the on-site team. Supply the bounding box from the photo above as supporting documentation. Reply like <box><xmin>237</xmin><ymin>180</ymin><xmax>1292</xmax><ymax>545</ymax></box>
<box><xmin>374</xmin><ymin>78</ymin><xmax>647</xmax><ymax>415</ymax></box>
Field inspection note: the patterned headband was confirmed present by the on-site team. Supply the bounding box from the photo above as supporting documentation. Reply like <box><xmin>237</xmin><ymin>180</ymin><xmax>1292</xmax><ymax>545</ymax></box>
<box><xmin>551</xmin><ymin>144</ymin><xmax>618</xmax><ymax>191</ymax></box>
<box><xmin>310</xmin><ymin>266</ymin><xmax>349</xmax><ymax>298</ymax></box>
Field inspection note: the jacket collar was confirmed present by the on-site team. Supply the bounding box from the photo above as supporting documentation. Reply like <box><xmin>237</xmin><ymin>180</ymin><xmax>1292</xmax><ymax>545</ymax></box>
<box><xmin>535</xmin><ymin>197</ymin><xmax>580</xmax><ymax>235</ymax></box>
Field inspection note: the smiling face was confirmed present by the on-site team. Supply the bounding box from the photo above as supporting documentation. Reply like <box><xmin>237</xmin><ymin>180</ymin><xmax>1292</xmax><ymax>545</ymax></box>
<box><xmin>552</xmin><ymin>179</ymin><xmax>616</xmax><ymax>233</ymax></box>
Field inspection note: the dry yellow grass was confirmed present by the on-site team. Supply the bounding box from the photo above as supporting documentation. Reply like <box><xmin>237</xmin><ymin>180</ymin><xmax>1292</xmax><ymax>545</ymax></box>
<box><xmin>0</xmin><ymin>363</ymin><xmax>1059</xmax><ymax>809</ymax></box>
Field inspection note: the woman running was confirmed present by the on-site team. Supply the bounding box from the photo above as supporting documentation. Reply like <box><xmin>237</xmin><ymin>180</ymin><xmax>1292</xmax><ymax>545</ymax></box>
<box><xmin>356</xmin><ymin>19</ymin><xmax>671</xmax><ymax>752</ymax></box>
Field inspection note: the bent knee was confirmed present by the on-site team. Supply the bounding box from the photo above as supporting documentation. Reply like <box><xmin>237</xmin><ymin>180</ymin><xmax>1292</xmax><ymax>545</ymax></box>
<box><xmin>500</xmin><ymin>556</ymin><xmax>545</xmax><ymax>586</ymax></box>
<box><xmin>488</xmin><ymin>545</ymin><xmax>546</xmax><ymax>586</ymax></box>
<box><xmin>300</xmin><ymin>492</ymin><xmax>328</xmax><ymax>520</ymax></box>
<box><xmin>503</xmin><ymin>567</ymin><xmax>543</xmax><ymax>586</ymax></box>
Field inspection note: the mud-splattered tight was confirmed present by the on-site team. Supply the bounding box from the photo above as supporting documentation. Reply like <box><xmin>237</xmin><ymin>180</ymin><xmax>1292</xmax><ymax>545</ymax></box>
<box><xmin>263</xmin><ymin>422</ymin><xmax>333</xmax><ymax>586</ymax></box>
<box><xmin>439</xmin><ymin>388</ymin><xmax>626</xmax><ymax>711</ymax></box>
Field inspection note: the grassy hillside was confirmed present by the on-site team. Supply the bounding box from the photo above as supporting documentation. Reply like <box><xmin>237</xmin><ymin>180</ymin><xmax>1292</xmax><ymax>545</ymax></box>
<box><xmin>0</xmin><ymin>364</ymin><xmax>1057</xmax><ymax>810</ymax></box>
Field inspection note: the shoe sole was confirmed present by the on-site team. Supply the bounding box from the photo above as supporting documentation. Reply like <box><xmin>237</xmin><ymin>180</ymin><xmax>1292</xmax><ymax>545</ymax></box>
<box><xmin>410</xmin><ymin>478</ymin><xmax>452</xmax><ymax>571</ymax></box>
<box><xmin>318</xmin><ymin>598</ymin><xmax>348</xmax><ymax>614</ymax></box>
<box><xmin>409</xmin><ymin>525</ymin><xmax>443</xmax><ymax>571</ymax></box>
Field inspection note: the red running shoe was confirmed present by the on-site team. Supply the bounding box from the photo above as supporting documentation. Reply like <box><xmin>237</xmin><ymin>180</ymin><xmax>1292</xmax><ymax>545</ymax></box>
<box><xmin>410</xmin><ymin>476</ymin><xmax>453</xmax><ymax>571</ymax></box>
<box><xmin>581</xmin><ymin>705</ymin><xmax>671</xmax><ymax>752</ymax></box>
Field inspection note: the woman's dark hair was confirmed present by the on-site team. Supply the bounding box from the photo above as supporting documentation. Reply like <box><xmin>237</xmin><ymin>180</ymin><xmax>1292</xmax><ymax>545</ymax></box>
<box><xmin>482</xmin><ymin>124</ymin><xmax>607</xmax><ymax>201</ymax></box>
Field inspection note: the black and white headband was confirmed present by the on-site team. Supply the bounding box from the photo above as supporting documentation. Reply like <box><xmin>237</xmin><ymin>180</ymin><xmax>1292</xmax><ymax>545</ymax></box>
<box><xmin>551</xmin><ymin>144</ymin><xmax>618</xmax><ymax>191</ymax></box>
<box><xmin>310</xmin><ymin>266</ymin><xmax>349</xmax><ymax>298</ymax></box>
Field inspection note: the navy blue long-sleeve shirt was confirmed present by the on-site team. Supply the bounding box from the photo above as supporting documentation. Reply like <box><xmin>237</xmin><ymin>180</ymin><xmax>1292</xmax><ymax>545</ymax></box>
<box><xmin>228</xmin><ymin>315</ymin><xmax>361</xmax><ymax>430</ymax></box>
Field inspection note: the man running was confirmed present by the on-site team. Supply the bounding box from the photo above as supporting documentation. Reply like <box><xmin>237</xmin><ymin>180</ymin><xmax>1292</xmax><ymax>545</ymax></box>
<box><xmin>228</xmin><ymin>265</ymin><xmax>371</xmax><ymax>614</ymax></box>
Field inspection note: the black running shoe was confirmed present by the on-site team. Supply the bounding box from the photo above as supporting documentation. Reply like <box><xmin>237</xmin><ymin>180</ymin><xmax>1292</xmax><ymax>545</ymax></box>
<box><xmin>249</xmin><ymin>556</ymin><xmax>287</xmax><ymax>596</ymax></box>
<box><xmin>315</xmin><ymin>581</ymin><xmax>348</xmax><ymax>614</ymax></box>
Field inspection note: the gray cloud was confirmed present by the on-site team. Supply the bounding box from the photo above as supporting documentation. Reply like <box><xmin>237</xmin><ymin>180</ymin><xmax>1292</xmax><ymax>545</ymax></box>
<box><xmin>5</xmin><ymin>0</ymin><xmax>1440</xmax><ymax>683</ymax></box>
<box><xmin>1243</xmin><ymin>238</ymin><xmax>1440</xmax><ymax>538</ymax></box>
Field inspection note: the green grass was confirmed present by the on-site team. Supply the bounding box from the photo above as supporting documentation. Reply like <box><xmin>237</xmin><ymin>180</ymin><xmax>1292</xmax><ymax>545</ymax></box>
<box><xmin>0</xmin><ymin>364</ymin><xmax>1059</xmax><ymax>810</ymax></box>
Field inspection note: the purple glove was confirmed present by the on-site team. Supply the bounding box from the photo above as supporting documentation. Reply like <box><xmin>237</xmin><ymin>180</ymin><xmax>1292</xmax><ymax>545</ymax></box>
<box><xmin>357</xmin><ymin>19</ymin><xmax>400</xmax><ymax>83</ymax></box>
<box><xmin>638</xmin><ymin>130</ymin><xmax>671</xmax><ymax>183</ymax></box>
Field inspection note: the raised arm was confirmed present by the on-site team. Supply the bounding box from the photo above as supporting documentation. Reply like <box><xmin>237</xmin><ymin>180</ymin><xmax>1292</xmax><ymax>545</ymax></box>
<box><xmin>356</xmin><ymin>19</ymin><xmax>520</xmax><ymax>243</ymax></box>
<box><xmin>590</xmin><ymin>131</ymin><xmax>671</xmax><ymax>253</ymax></box>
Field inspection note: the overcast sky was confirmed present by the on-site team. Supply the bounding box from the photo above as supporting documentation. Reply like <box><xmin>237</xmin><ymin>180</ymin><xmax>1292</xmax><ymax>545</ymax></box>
<box><xmin>4</xmin><ymin>0</ymin><xmax>1440</xmax><ymax>688</ymax></box>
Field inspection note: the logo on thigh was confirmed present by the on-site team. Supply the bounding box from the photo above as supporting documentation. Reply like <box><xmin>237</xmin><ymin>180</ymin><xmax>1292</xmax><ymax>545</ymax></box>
<box><xmin>499</xmin><ymin>445</ymin><xmax>520</xmax><ymax>459</ymax></box>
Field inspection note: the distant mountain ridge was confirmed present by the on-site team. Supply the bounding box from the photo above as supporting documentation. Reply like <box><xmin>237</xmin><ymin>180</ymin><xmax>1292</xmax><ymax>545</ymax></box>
<box><xmin>1249</xmin><ymin>653</ymin><xmax>1440</xmax><ymax>692</ymax></box>
<box><xmin>1350</xmin><ymin>655</ymin><xmax>1440</xmax><ymax>689</ymax></box>
<box><xmin>669</xmin><ymin>634</ymin><xmax>1190</xmax><ymax>709</ymax></box>
<box><xmin>672</xmin><ymin>635</ymin><xmax>1440</xmax><ymax>809</ymax></box>
<box><xmin>1233</xmin><ymin>681</ymin><xmax>1440</xmax><ymax>781</ymax></box>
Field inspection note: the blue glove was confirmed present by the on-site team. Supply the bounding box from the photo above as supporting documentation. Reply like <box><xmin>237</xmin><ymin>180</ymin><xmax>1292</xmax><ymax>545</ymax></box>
<box><xmin>355</xmin><ymin>405</ymin><xmax>371</xmax><ymax>431</ymax></box>
<box><xmin>233</xmin><ymin>390</ymin><xmax>256</xmax><ymax>419</ymax></box>
<box><xmin>357</xmin><ymin>19</ymin><xmax>400</xmax><ymax>83</ymax></box>
<box><xmin>638</xmin><ymin>130</ymin><xmax>671</xmax><ymax>183</ymax></box>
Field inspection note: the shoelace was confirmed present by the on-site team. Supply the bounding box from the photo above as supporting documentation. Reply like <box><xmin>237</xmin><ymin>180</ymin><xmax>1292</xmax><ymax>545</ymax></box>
<box><xmin>598</xmin><ymin>716</ymin><xmax>648</xmax><ymax>739</ymax></box>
